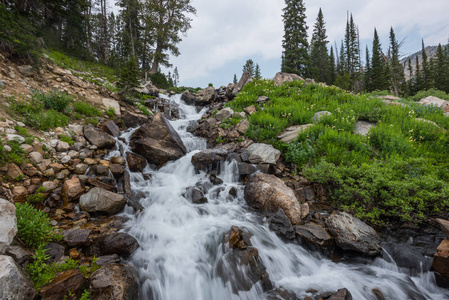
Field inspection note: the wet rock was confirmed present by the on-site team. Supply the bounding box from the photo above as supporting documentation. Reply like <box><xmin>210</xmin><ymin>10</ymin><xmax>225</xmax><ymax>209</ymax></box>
<box><xmin>62</xmin><ymin>228</ymin><xmax>91</xmax><ymax>248</ymax></box>
<box><xmin>181</xmin><ymin>90</ymin><xmax>197</xmax><ymax>105</ymax></box>
<box><xmin>437</xmin><ymin>218</ymin><xmax>449</xmax><ymax>238</ymax></box>
<box><xmin>232</xmin><ymin>72</ymin><xmax>252</xmax><ymax>97</ymax></box>
<box><xmin>110</xmin><ymin>164</ymin><xmax>126</xmax><ymax>178</ymax></box>
<box><xmin>184</xmin><ymin>186</ymin><xmax>207</xmax><ymax>204</ymax></box>
<box><xmin>40</xmin><ymin>269</ymin><xmax>86</xmax><ymax>300</ymax></box>
<box><xmin>266</xmin><ymin>288</ymin><xmax>299</xmax><ymax>300</ymax></box>
<box><xmin>79</xmin><ymin>187</ymin><xmax>126</xmax><ymax>215</ymax></box>
<box><xmin>0</xmin><ymin>198</ymin><xmax>17</xmax><ymax>254</ymax></box>
<box><xmin>217</xmin><ymin>226</ymin><xmax>272</xmax><ymax>293</ymax></box>
<box><xmin>110</xmin><ymin>156</ymin><xmax>126</xmax><ymax>165</ymax></box>
<box><xmin>242</xmin><ymin>143</ymin><xmax>280</xmax><ymax>165</ymax></box>
<box><xmin>210</xmin><ymin>174</ymin><xmax>223</xmax><ymax>185</ymax></box>
<box><xmin>89</xmin><ymin>263</ymin><xmax>139</xmax><ymax>300</ymax></box>
<box><xmin>90</xmin><ymin>232</ymin><xmax>139</xmax><ymax>258</ymax></box>
<box><xmin>382</xmin><ymin>243</ymin><xmax>425</xmax><ymax>271</ymax></box>
<box><xmin>273</xmin><ymin>72</ymin><xmax>303</xmax><ymax>86</ymax></box>
<box><xmin>126</xmin><ymin>152</ymin><xmax>147</xmax><ymax>172</ymax></box>
<box><xmin>84</xmin><ymin>125</ymin><xmax>116</xmax><ymax>149</ymax></box>
<box><xmin>191</xmin><ymin>148</ymin><xmax>227</xmax><ymax>172</ymax></box>
<box><xmin>312</xmin><ymin>111</ymin><xmax>332</xmax><ymax>123</ymax></box>
<box><xmin>61</xmin><ymin>177</ymin><xmax>85</xmax><ymax>202</ymax></box>
<box><xmin>328</xmin><ymin>288</ymin><xmax>353</xmax><ymax>300</ymax></box>
<box><xmin>295</xmin><ymin>222</ymin><xmax>334</xmax><ymax>250</ymax></box>
<box><xmin>215</xmin><ymin>108</ymin><xmax>234</xmax><ymax>122</ymax></box>
<box><xmin>95</xmin><ymin>254</ymin><xmax>121</xmax><ymax>266</ymax></box>
<box><xmin>278</xmin><ymin>124</ymin><xmax>313</xmax><ymax>143</ymax></box>
<box><xmin>43</xmin><ymin>243</ymin><xmax>65</xmax><ymax>264</ymax></box>
<box><xmin>122</xmin><ymin>111</ymin><xmax>148</xmax><ymax>129</ymax></box>
<box><xmin>432</xmin><ymin>239</ymin><xmax>449</xmax><ymax>287</ymax></box>
<box><xmin>245</xmin><ymin>174</ymin><xmax>302</xmax><ymax>224</ymax></box>
<box><xmin>0</xmin><ymin>255</ymin><xmax>37</xmax><ymax>299</ymax></box>
<box><xmin>102</xmin><ymin>120</ymin><xmax>121</xmax><ymax>137</ymax></box>
<box><xmin>267</xmin><ymin>209</ymin><xmax>296</xmax><ymax>240</ymax></box>
<box><xmin>325</xmin><ymin>211</ymin><xmax>381</xmax><ymax>257</ymax></box>
<box><xmin>130</xmin><ymin>113</ymin><xmax>186</xmax><ymax>168</ymax></box>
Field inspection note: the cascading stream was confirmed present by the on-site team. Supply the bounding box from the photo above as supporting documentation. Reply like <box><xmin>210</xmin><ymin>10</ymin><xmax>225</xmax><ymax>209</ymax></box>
<box><xmin>115</xmin><ymin>94</ymin><xmax>449</xmax><ymax>300</ymax></box>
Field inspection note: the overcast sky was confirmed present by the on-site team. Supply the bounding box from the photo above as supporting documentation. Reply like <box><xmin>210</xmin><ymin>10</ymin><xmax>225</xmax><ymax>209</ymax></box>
<box><xmin>152</xmin><ymin>0</ymin><xmax>449</xmax><ymax>88</ymax></box>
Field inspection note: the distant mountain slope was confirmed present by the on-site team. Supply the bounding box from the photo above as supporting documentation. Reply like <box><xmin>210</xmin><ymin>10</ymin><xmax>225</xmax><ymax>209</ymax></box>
<box><xmin>400</xmin><ymin>46</ymin><xmax>438</xmax><ymax>80</ymax></box>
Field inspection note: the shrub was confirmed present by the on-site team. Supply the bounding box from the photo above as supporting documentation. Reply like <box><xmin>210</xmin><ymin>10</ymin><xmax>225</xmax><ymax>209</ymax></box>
<box><xmin>34</xmin><ymin>90</ymin><xmax>72</xmax><ymax>112</ymax></box>
<box><xmin>26</xmin><ymin>187</ymin><xmax>47</xmax><ymax>203</ymax></box>
<box><xmin>408</xmin><ymin>88</ymin><xmax>449</xmax><ymax>102</ymax></box>
<box><xmin>105</xmin><ymin>107</ymin><xmax>116</xmax><ymax>118</ymax></box>
<box><xmin>59</xmin><ymin>134</ymin><xmax>74</xmax><ymax>146</ymax></box>
<box><xmin>73</xmin><ymin>101</ymin><xmax>101</xmax><ymax>117</ymax></box>
<box><xmin>15</xmin><ymin>202</ymin><xmax>55</xmax><ymax>248</ymax></box>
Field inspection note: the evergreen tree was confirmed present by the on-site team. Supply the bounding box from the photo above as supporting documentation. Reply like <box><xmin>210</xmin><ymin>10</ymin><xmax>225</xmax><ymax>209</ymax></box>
<box><xmin>415</xmin><ymin>56</ymin><xmax>424</xmax><ymax>92</ymax></box>
<box><xmin>173</xmin><ymin>67</ymin><xmax>180</xmax><ymax>87</ymax></box>
<box><xmin>328</xmin><ymin>46</ymin><xmax>336</xmax><ymax>85</ymax></box>
<box><xmin>310</xmin><ymin>8</ymin><xmax>330</xmax><ymax>83</ymax></box>
<box><xmin>335</xmin><ymin>40</ymin><xmax>350</xmax><ymax>89</ymax></box>
<box><xmin>388</xmin><ymin>27</ymin><xmax>404</xmax><ymax>96</ymax></box>
<box><xmin>406</xmin><ymin>58</ymin><xmax>414</xmax><ymax>95</ymax></box>
<box><xmin>364</xmin><ymin>46</ymin><xmax>371</xmax><ymax>91</ymax></box>
<box><xmin>254</xmin><ymin>63</ymin><xmax>262</xmax><ymax>80</ymax></box>
<box><xmin>116</xmin><ymin>0</ymin><xmax>142</xmax><ymax>59</ymax></box>
<box><xmin>433</xmin><ymin>44</ymin><xmax>449</xmax><ymax>93</ymax></box>
<box><xmin>120</xmin><ymin>55</ymin><xmax>140</xmax><ymax>89</ymax></box>
<box><xmin>233</xmin><ymin>74</ymin><xmax>238</xmax><ymax>84</ymax></box>
<box><xmin>281</xmin><ymin>0</ymin><xmax>309</xmax><ymax>76</ymax></box>
<box><xmin>421</xmin><ymin>40</ymin><xmax>430</xmax><ymax>89</ymax></box>
<box><xmin>344</xmin><ymin>14</ymin><xmax>361</xmax><ymax>90</ymax></box>
<box><xmin>369</xmin><ymin>28</ymin><xmax>389</xmax><ymax>91</ymax></box>
<box><xmin>243</xmin><ymin>59</ymin><xmax>255</xmax><ymax>77</ymax></box>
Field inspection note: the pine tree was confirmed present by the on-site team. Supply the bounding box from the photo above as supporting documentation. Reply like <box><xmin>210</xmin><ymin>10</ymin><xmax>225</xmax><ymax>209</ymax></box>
<box><xmin>433</xmin><ymin>44</ymin><xmax>449</xmax><ymax>93</ymax></box>
<box><xmin>344</xmin><ymin>14</ymin><xmax>361</xmax><ymax>90</ymax></box>
<box><xmin>407</xmin><ymin>58</ymin><xmax>414</xmax><ymax>95</ymax></box>
<box><xmin>421</xmin><ymin>40</ymin><xmax>430</xmax><ymax>90</ymax></box>
<box><xmin>233</xmin><ymin>74</ymin><xmax>238</xmax><ymax>84</ymax></box>
<box><xmin>254</xmin><ymin>64</ymin><xmax>262</xmax><ymax>80</ymax></box>
<box><xmin>388</xmin><ymin>27</ymin><xmax>404</xmax><ymax>96</ymax></box>
<box><xmin>415</xmin><ymin>56</ymin><xmax>424</xmax><ymax>92</ymax></box>
<box><xmin>335</xmin><ymin>40</ymin><xmax>350</xmax><ymax>89</ymax></box>
<box><xmin>364</xmin><ymin>46</ymin><xmax>371</xmax><ymax>91</ymax></box>
<box><xmin>281</xmin><ymin>0</ymin><xmax>309</xmax><ymax>76</ymax></box>
<box><xmin>173</xmin><ymin>67</ymin><xmax>180</xmax><ymax>87</ymax></box>
<box><xmin>310</xmin><ymin>8</ymin><xmax>330</xmax><ymax>83</ymax></box>
<box><xmin>369</xmin><ymin>28</ymin><xmax>389</xmax><ymax>91</ymax></box>
<box><xmin>243</xmin><ymin>59</ymin><xmax>255</xmax><ymax>77</ymax></box>
<box><xmin>120</xmin><ymin>55</ymin><xmax>140</xmax><ymax>89</ymax></box>
<box><xmin>328</xmin><ymin>46</ymin><xmax>336</xmax><ymax>85</ymax></box>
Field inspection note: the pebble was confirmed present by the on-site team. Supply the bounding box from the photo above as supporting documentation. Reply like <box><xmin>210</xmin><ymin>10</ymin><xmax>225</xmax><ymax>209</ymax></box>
<box><xmin>61</xmin><ymin>156</ymin><xmax>71</xmax><ymax>164</ymax></box>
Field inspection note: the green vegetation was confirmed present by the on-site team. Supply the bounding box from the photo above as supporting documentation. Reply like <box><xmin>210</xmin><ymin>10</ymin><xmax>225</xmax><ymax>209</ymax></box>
<box><xmin>0</xmin><ymin>138</ymin><xmax>27</xmax><ymax>166</ymax></box>
<box><xmin>59</xmin><ymin>134</ymin><xmax>74</xmax><ymax>146</ymax></box>
<box><xmin>33</xmin><ymin>90</ymin><xmax>72</xmax><ymax>112</ymax></box>
<box><xmin>228</xmin><ymin>79</ymin><xmax>449</xmax><ymax>224</ymax></box>
<box><xmin>26</xmin><ymin>187</ymin><xmax>47</xmax><ymax>203</ymax></box>
<box><xmin>72</xmin><ymin>101</ymin><xmax>102</xmax><ymax>117</ymax></box>
<box><xmin>105</xmin><ymin>107</ymin><xmax>116</xmax><ymax>118</ymax></box>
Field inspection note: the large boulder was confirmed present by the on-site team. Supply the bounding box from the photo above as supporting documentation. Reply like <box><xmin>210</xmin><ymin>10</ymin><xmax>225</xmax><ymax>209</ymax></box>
<box><xmin>295</xmin><ymin>223</ymin><xmax>334</xmax><ymax>250</ymax></box>
<box><xmin>244</xmin><ymin>174</ymin><xmax>302</xmax><ymax>224</ymax></box>
<box><xmin>40</xmin><ymin>269</ymin><xmax>86</xmax><ymax>300</ymax></box>
<box><xmin>102</xmin><ymin>98</ymin><xmax>121</xmax><ymax>117</ymax></box>
<box><xmin>215</xmin><ymin>108</ymin><xmax>234</xmax><ymax>122</ymax></box>
<box><xmin>61</xmin><ymin>177</ymin><xmax>85</xmax><ymax>202</ymax></box>
<box><xmin>242</xmin><ymin>143</ymin><xmax>281</xmax><ymax>165</ymax></box>
<box><xmin>84</xmin><ymin>125</ymin><xmax>116</xmax><ymax>148</ymax></box>
<box><xmin>277</xmin><ymin>124</ymin><xmax>313</xmax><ymax>143</ymax></box>
<box><xmin>312</xmin><ymin>111</ymin><xmax>332</xmax><ymax>123</ymax></box>
<box><xmin>418</xmin><ymin>96</ymin><xmax>449</xmax><ymax>110</ymax></box>
<box><xmin>328</xmin><ymin>288</ymin><xmax>353</xmax><ymax>300</ymax></box>
<box><xmin>273</xmin><ymin>72</ymin><xmax>303</xmax><ymax>86</ymax></box>
<box><xmin>325</xmin><ymin>211</ymin><xmax>381</xmax><ymax>257</ymax></box>
<box><xmin>354</xmin><ymin>121</ymin><xmax>376</xmax><ymax>136</ymax></box>
<box><xmin>232</xmin><ymin>72</ymin><xmax>252</xmax><ymax>97</ymax></box>
<box><xmin>0</xmin><ymin>198</ymin><xmax>17</xmax><ymax>255</ymax></box>
<box><xmin>432</xmin><ymin>239</ymin><xmax>449</xmax><ymax>287</ymax></box>
<box><xmin>130</xmin><ymin>113</ymin><xmax>186</xmax><ymax>168</ymax></box>
<box><xmin>90</xmin><ymin>232</ymin><xmax>139</xmax><ymax>258</ymax></box>
<box><xmin>181</xmin><ymin>90</ymin><xmax>197</xmax><ymax>105</ymax></box>
<box><xmin>191</xmin><ymin>148</ymin><xmax>228</xmax><ymax>172</ymax></box>
<box><xmin>89</xmin><ymin>263</ymin><xmax>139</xmax><ymax>300</ymax></box>
<box><xmin>0</xmin><ymin>255</ymin><xmax>37</xmax><ymax>299</ymax></box>
<box><xmin>216</xmin><ymin>226</ymin><xmax>272</xmax><ymax>293</ymax></box>
<box><xmin>122</xmin><ymin>111</ymin><xmax>148</xmax><ymax>128</ymax></box>
<box><xmin>126</xmin><ymin>152</ymin><xmax>148</xmax><ymax>172</ymax></box>
<box><xmin>196</xmin><ymin>86</ymin><xmax>217</xmax><ymax>105</ymax></box>
<box><xmin>62</xmin><ymin>229</ymin><xmax>91</xmax><ymax>248</ymax></box>
<box><xmin>79</xmin><ymin>187</ymin><xmax>126</xmax><ymax>215</ymax></box>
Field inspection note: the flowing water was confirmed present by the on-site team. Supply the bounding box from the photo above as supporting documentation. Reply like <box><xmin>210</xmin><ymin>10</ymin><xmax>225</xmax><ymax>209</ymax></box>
<box><xmin>113</xmin><ymin>94</ymin><xmax>449</xmax><ymax>300</ymax></box>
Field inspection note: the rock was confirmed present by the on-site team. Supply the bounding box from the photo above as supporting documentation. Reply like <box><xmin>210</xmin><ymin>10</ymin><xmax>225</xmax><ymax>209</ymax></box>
<box><xmin>68</xmin><ymin>124</ymin><xmax>84</xmax><ymax>136</ymax></box>
<box><xmin>126</xmin><ymin>152</ymin><xmax>148</xmax><ymax>172</ymax></box>
<box><xmin>415</xmin><ymin>118</ymin><xmax>440</xmax><ymax>128</ymax></box>
<box><xmin>232</xmin><ymin>72</ymin><xmax>252</xmax><ymax>97</ymax></box>
<box><xmin>122</xmin><ymin>111</ymin><xmax>148</xmax><ymax>128</ymax></box>
<box><xmin>56</xmin><ymin>141</ymin><xmax>70</xmax><ymax>152</ymax></box>
<box><xmin>210</xmin><ymin>174</ymin><xmax>223</xmax><ymax>185</ymax></box>
<box><xmin>382</xmin><ymin>243</ymin><xmax>425</xmax><ymax>271</ymax></box>
<box><xmin>102</xmin><ymin>98</ymin><xmax>121</xmax><ymax>117</ymax></box>
<box><xmin>18</xmin><ymin>65</ymin><xmax>34</xmax><ymax>77</ymax></box>
<box><xmin>196</xmin><ymin>86</ymin><xmax>217</xmax><ymax>105</ymax></box>
<box><xmin>12</xmin><ymin>186</ymin><xmax>27</xmax><ymax>201</ymax></box>
<box><xmin>110</xmin><ymin>156</ymin><xmax>126</xmax><ymax>165</ymax></box>
<box><xmin>102</xmin><ymin>120</ymin><xmax>121</xmax><ymax>137</ymax></box>
<box><xmin>273</xmin><ymin>72</ymin><xmax>303</xmax><ymax>86</ymax></box>
<box><xmin>74</xmin><ymin>163</ymin><xmax>88</xmax><ymax>174</ymax></box>
<box><xmin>6</xmin><ymin>134</ymin><xmax>25</xmax><ymax>143</ymax></box>
<box><xmin>217</xmin><ymin>226</ymin><xmax>272</xmax><ymax>293</ymax></box>
<box><xmin>90</xmin><ymin>232</ymin><xmax>139</xmax><ymax>258</ymax></box>
<box><xmin>61</xmin><ymin>177</ymin><xmax>85</xmax><ymax>202</ymax></box>
<box><xmin>300</xmin><ymin>203</ymin><xmax>309</xmax><ymax>219</ymax></box>
<box><xmin>89</xmin><ymin>263</ymin><xmax>139</xmax><ymax>300</ymax></box>
<box><xmin>257</xmin><ymin>96</ymin><xmax>270</xmax><ymax>103</ymax></box>
<box><xmin>0</xmin><ymin>255</ymin><xmax>37</xmax><ymax>299</ymax></box>
<box><xmin>181</xmin><ymin>90</ymin><xmax>197</xmax><ymax>105</ymax></box>
<box><xmin>60</xmin><ymin>155</ymin><xmax>71</xmax><ymax>164</ymax></box>
<box><xmin>95</xmin><ymin>165</ymin><xmax>109</xmax><ymax>176</ymax></box>
<box><xmin>242</xmin><ymin>143</ymin><xmax>281</xmax><ymax>165</ymax></box>
<box><xmin>79</xmin><ymin>187</ymin><xmax>126</xmax><ymax>215</ymax></box>
<box><xmin>325</xmin><ymin>211</ymin><xmax>381</xmax><ymax>256</ymax></box>
<box><xmin>244</xmin><ymin>174</ymin><xmax>302</xmax><ymax>224</ymax></box>
<box><xmin>295</xmin><ymin>223</ymin><xmax>334</xmax><ymax>250</ymax></box>
<box><xmin>355</xmin><ymin>121</ymin><xmax>376</xmax><ymax>136</ymax></box>
<box><xmin>53</xmin><ymin>67</ymin><xmax>68</xmax><ymax>76</ymax></box>
<box><xmin>62</xmin><ymin>228</ymin><xmax>91</xmax><ymax>248</ymax></box>
<box><xmin>312</xmin><ymin>111</ymin><xmax>332</xmax><ymax>123</ymax></box>
<box><xmin>235</xmin><ymin>119</ymin><xmax>250</xmax><ymax>134</ymax></box>
<box><xmin>432</xmin><ymin>239</ymin><xmax>449</xmax><ymax>286</ymax></box>
<box><xmin>86</xmin><ymin>177</ymin><xmax>117</xmax><ymax>192</ymax></box>
<box><xmin>29</xmin><ymin>151</ymin><xmax>43</xmax><ymax>164</ymax></box>
<box><xmin>184</xmin><ymin>186</ymin><xmax>207</xmax><ymax>204</ymax></box>
<box><xmin>215</xmin><ymin>108</ymin><xmax>234</xmax><ymax>121</ymax></box>
<box><xmin>243</xmin><ymin>105</ymin><xmax>256</xmax><ymax>115</ymax></box>
<box><xmin>20</xmin><ymin>144</ymin><xmax>34</xmax><ymax>153</ymax></box>
<box><xmin>130</xmin><ymin>113</ymin><xmax>186</xmax><ymax>168</ymax></box>
<box><xmin>0</xmin><ymin>199</ymin><xmax>17</xmax><ymax>255</ymax></box>
<box><xmin>191</xmin><ymin>148</ymin><xmax>227</xmax><ymax>172</ymax></box>
<box><xmin>56</xmin><ymin>169</ymin><xmax>70</xmax><ymax>180</ymax></box>
<box><xmin>84</xmin><ymin>125</ymin><xmax>116</xmax><ymax>149</ymax></box>
<box><xmin>43</xmin><ymin>243</ymin><xmax>65</xmax><ymax>263</ymax></box>
<box><xmin>418</xmin><ymin>96</ymin><xmax>449</xmax><ymax>109</ymax></box>
<box><xmin>5</xmin><ymin>245</ymin><xmax>32</xmax><ymax>266</ymax></box>
<box><xmin>437</xmin><ymin>219</ymin><xmax>449</xmax><ymax>238</ymax></box>
<box><xmin>68</xmin><ymin>150</ymin><xmax>79</xmax><ymax>158</ymax></box>
<box><xmin>7</xmin><ymin>163</ymin><xmax>24</xmax><ymax>179</ymax></box>
<box><xmin>328</xmin><ymin>288</ymin><xmax>353</xmax><ymax>300</ymax></box>
<box><xmin>95</xmin><ymin>254</ymin><xmax>120</xmax><ymax>266</ymax></box>
<box><xmin>110</xmin><ymin>164</ymin><xmax>125</xmax><ymax>178</ymax></box>
<box><xmin>0</xmin><ymin>80</ymin><xmax>5</xmax><ymax>89</ymax></box>
<box><xmin>267</xmin><ymin>209</ymin><xmax>296</xmax><ymax>240</ymax></box>
<box><xmin>278</xmin><ymin>124</ymin><xmax>313</xmax><ymax>143</ymax></box>
<box><xmin>40</xmin><ymin>269</ymin><xmax>86</xmax><ymax>300</ymax></box>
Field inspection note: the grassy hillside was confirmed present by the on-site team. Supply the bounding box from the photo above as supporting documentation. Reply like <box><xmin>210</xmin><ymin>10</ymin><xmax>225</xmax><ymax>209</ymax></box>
<box><xmin>227</xmin><ymin>80</ymin><xmax>449</xmax><ymax>224</ymax></box>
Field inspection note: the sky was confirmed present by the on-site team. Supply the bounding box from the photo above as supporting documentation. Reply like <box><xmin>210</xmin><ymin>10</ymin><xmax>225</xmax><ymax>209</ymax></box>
<box><xmin>143</xmin><ymin>0</ymin><xmax>449</xmax><ymax>88</ymax></box>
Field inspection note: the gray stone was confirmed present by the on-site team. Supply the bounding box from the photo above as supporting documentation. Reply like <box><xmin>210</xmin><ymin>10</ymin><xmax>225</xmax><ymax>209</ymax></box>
<box><xmin>56</xmin><ymin>141</ymin><xmax>70</xmax><ymax>152</ymax></box>
<box><xmin>256</xmin><ymin>96</ymin><xmax>270</xmax><ymax>103</ymax></box>
<box><xmin>295</xmin><ymin>223</ymin><xmax>334</xmax><ymax>249</ymax></box>
<box><xmin>68</xmin><ymin>150</ymin><xmax>79</xmax><ymax>158</ymax></box>
<box><xmin>63</xmin><ymin>229</ymin><xmax>91</xmax><ymax>247</ymax></box>
<box><xmin>232</xmin><ymin>72</ymin><xmax>253</xmax><ymax>97</ymax></box>
<box><xmin>355</xmin><ymin>121</ymin><xmax>376</xmax><ymax>136</ymax></box>
<box><xmin>80</xmin><ymin>187</ymin><xmax>126</xmax><ymax>215</ymax></box>
<box><xmin>215</xmin><ymin>108</ymin><xmax>234</xmax><ymax>122</ymax></box>
<box><xmin>89</xmin><ymin>263</ymin><xmax>139</xmax><ymax>300</ymax></box>
<box><xmin>0</xmin><ymin>80</ymin><xmax>5</xmax><ymax>89</ymax></box>
<box><xmin>29</xmin><ymin>151</ymin><xmax>43</xmax><ymax>164</ymax></box>
<box><xmin>84</xmin><ymin>125</ymin><xmax>116</xmax><ymax>149</ymax></box>
<box><xmin>0</xmin><ymin>255</ymin><xmax>37</xmax><ymax>299</ymax></box>
<box><xmin>243</xmin><ymin>143</ymin><xmax>281</xmax><ymax>165</ymax></box>
<box><xmin>277</xmin><ymin>124</ymin><xmax>313</xmax><ymax>143</ymax></box>
<box><xmin>60</xmin><ymin>155</ymin><xmax>71</xmax><ymax>164</ymax></box>
<box><xmin>0</xmin><ymin>199</ymin><xmax>17</xmax><ymax>255</ymax></box>
<box><xmin>74</xmin><ymin>163</ymin><xmax>88</xmax><ymax>174</ymax></box>
<box><xmin>312</xmin><ymin>111</ymin><xmax>332</xmax><ymax>123</ymax></box>
<box><xmin>326</xmin><ymin>211</ymin><xmax>381</xmax><ymax>257</ymax></box>
<box><xmin>273</xmin><ymin>72</ymin><xmax>303</xmax><ymax>86</ymax></box>
<box><xmin>102</xmin><ymin>98</ymin><xmax>121</xmax><ymax>117</ymax></box>
<box><xmin>18</xmin><ymin>65</ymin><xmax>34</xmax><ymax>77</ymax></box>
<box><xmin>68</xmin><ymin>124</ymin><xmax>84</xmax><ymax>136</ymax></box>
<box><xmin>42</xmin><ymin>181</ymin><xmax>59</xmax><ymax>191</ymax></box>
<box><xmin>6</xmin><ymin>134</ymin><xmax>25</xmax><ymax>144</ymax></box>
<box><xmin>20</xmin><ymin>144</ymin><xmax>33</xmax><ymax>153</ymax></box>
<box><xmin>90</xmin><ymin>233</ymin><xmax>139</xmax><ymax>258</ymax></box>
<box><xmin>235</xmin><ymin>119</ymin><xmax>250</xmax><ymax>134</ymax></box>
<box><xmin>5</xmin><ymin>245</ymin><xmax>32</xmax><ymax>266</ymax></box>
<box><xmin>437</xmin><ymin>218</ymin><xmax>449</xmax><ymax>239</ymax></box>
<box><xmin>418</xmin><ymin>96</ymin><xmax>449</xmax><ymax>109</ymax></box>
<box><xmin>196</xmin><ymin>86</ymin><xmax>217</xmax><ymax>105</ymax></box>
